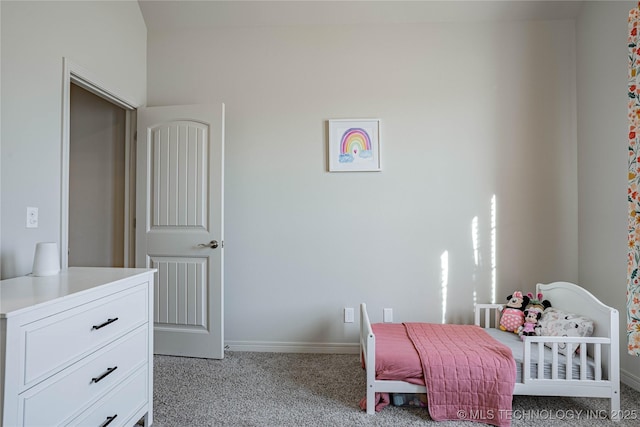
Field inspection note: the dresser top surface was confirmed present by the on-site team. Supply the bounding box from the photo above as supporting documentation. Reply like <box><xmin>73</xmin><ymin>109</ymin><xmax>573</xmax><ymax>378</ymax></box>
<box><xmin>0</xmin><ymin>267</ymin><xmax>155</xmax><ymax>317</ymax></box>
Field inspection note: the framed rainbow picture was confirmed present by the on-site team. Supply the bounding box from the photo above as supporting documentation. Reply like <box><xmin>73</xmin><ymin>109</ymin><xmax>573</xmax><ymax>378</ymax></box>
<box><xmin>328</xmin><ymin>119</ymin><xmax>381</xmax><ymax>172</ymax></box>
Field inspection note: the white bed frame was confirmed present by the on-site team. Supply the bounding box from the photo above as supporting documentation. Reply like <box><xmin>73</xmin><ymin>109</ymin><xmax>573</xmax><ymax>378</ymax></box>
<box><xmin>360</xmin><ymin>281</ymin><xmax>621</xmax><ymax>420</ymax></box>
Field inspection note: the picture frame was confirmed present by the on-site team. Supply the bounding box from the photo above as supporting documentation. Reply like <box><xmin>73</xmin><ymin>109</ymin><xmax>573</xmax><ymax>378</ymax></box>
<box><xmin>328</xmin><ymin>119</ymin><xmax>381</xmax><ymax>172</ymax></box>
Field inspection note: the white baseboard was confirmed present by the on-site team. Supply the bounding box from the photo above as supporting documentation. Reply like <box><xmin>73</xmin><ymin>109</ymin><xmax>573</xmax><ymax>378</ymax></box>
<box><xmin>225</xmin><ymin>340</ymin><xmax>359</xmax><ymax>354</ymax></box>
<box><xmin>621</xmin><ymin>368</ymin><xmax>640</xmax><ymax>392</ymax></box>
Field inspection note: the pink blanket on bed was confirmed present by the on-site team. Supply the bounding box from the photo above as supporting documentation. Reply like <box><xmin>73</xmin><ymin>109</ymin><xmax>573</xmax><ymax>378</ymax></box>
<box><xmin>404</xmin><ymin>323</ymin><xmax>516</xmax><ymax>427</ymax></box>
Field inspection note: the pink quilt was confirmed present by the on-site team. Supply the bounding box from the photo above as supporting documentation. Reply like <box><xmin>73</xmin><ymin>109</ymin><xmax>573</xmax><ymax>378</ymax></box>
<box><xmin>404</xmin><ymin>323</ymin><xmax>516</xmax><ymax>427</ymax></box>
<box><xmin>371</xmin><ymin>323</ymin><xmax>425</xmax><ymax>384</ymax></box>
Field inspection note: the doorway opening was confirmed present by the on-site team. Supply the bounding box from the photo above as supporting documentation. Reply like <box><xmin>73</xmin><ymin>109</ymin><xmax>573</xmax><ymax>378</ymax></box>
<box><xmin>69</xmin><ymin>84</ymin><xmax>126</xmax><ymax>267</ymax></box>
<box><xmin>61</xmin><ymin>58</ymin><xmax>138</xmax><ymax>269</ymax></box>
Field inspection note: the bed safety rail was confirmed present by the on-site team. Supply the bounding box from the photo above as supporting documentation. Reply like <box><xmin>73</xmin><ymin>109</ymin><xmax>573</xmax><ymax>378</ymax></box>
<box><xmin>474</xmin><ymin>304</ymin><xmax>612</xmax><ymax>380</ymax></box>
<box><xmin>521</xmin><ymin>336</ymin><xmax>611</xmax><ymax>382</ymax></box>
<box><xmin>474</xmin><ymin>303</ymin><xmax>503</xmax><ymax>328</ymax></box>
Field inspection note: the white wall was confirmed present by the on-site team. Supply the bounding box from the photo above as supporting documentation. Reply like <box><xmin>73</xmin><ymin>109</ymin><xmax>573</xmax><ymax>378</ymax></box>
<box><xmin>576</xmin><ymin>0</ymin><xmax>640</xmax><ymax>388</ymax></box>
<box><xmin>147</xmin><ymin>20</ymin><xmax>578</xmax><ymax>350</ymax></box>
<box><xmin>0</xmin><ymin>0</ymin><xmax>146</xmax><ymax>278</ymax></box>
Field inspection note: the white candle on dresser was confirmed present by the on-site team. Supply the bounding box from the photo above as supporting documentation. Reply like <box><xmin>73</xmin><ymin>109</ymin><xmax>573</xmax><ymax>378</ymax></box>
<box><xmin>31</xmin><ymin>242</ymin><xmax>60</xmax><ymax>276</ymax></box>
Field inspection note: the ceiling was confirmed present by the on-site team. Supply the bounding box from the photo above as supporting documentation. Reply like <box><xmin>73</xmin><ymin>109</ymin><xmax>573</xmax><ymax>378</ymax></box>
<box><xmin>137</xmin><ymin>0</ymin><xmax>585</xmax><ymax>32</ymax></box>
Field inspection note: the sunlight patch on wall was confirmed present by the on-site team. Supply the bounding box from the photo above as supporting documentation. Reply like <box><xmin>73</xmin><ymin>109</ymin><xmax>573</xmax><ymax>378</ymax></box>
<box><xmin>471</xmin><ymin>216</ymin><xmax>479</xmax><ymax>267</ymax></box>
<box><xmin>441</xmin><ymin>250</ymin><xmax>449</xmax><ymax>324</ymax></box>
<box><xmin>471</xmin><ymin>216</ymin><xmax>479</xmax><ymax>306</ymax></box>
<box><xmin>491</xmin><ymin>194</ymin><xmax>497</xmax><ymax>304</ymax></box>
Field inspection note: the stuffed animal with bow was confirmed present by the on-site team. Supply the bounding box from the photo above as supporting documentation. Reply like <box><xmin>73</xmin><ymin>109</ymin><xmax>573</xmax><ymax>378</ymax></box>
<box><xmin>499</xmin><ymin>291</ymin><xmax>530</xmax><ymax>333</ymax></box>
<box><xmin>525</xmin><ymin>292</ymin><xmax>552</xmax><ymax>313</ymax></box>
<box><xmin>518</xmin><ymin>308</ymin><xmax>543</xmax><ymax>339</ymax></box>
<box><xmin>516</xmin><ymin>292</ymin><xmax>552</xmax><ymax>339</ymax></box>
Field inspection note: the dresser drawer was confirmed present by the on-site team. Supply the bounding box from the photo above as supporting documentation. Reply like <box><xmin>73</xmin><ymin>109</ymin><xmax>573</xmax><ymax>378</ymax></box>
<box><xmin>67</xmin><ymin>366</ymin><xmax>148</xmax><ymax>427</ymax></box>
<box><xmin>20</xmin><ymin>326</ymin><xmax>148</xmax><ymax>427</ymax></box>
<box><xmin>20</xmin><ymin>283</ymin><xmax>148</xmax><ymax>388</ymax></box>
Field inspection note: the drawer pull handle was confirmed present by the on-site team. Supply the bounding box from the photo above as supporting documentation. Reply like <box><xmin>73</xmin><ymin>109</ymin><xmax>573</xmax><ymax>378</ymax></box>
<box><xmin>91</xmin><ymin>366</ymin><xmax>118</xmax><ymax>384</ymax></box>
<box><xmin>100</xmin><ymin>414</ymin><xmax>118</xmax><ymax>427</ymax></box>
<box><xmin>92</xmin><ymin>317</ymin><xmax>119</xmax><ymax>330</ymax></box>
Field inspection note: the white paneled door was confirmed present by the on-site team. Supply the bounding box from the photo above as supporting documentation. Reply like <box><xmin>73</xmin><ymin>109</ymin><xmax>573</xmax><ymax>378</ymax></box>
<box><xmin>136</xmin><ymin>104</ymin><xmax>224</xmax><ymax>359</ymax></box>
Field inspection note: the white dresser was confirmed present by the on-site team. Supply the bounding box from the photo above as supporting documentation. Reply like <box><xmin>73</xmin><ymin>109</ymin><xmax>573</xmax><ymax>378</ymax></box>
<box><xmin>0</xmin><ymin>267</ymin><xmax>155</xmax><ymax>427</ymax></box>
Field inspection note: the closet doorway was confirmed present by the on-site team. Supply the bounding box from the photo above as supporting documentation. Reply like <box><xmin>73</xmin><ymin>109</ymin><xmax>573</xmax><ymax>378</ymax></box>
<box><xmin>68</xmin><ymin>83</ymin><xmax>131</xmax><ymax>267</ymax></box>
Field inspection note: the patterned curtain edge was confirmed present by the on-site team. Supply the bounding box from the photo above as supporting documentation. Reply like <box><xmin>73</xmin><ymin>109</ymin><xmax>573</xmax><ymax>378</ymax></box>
<box><xmin>628</xmin><ymin>3</ymin><xmax>640</xmax><ymax>357</ymax></box>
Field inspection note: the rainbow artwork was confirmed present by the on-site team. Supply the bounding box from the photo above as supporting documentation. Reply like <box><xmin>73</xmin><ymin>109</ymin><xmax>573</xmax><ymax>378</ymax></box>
<box><xmin>338</xmin><ymin>128</ymin><xmax>373</xmax><ymax>163</ymax></box>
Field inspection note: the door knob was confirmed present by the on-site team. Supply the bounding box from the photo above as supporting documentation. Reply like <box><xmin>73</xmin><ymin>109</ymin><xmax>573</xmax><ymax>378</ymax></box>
<box><xmin>198</xmin><ymin>240</ymin><xmax>219</xmax><ymax>249</ymax></box>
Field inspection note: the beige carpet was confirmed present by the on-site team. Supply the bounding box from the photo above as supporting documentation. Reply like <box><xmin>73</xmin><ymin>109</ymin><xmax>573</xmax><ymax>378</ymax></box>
<box><xmin>153</xmin><ymin>351</ymin><xmax>639</xmax><ymax>426</ymax></box>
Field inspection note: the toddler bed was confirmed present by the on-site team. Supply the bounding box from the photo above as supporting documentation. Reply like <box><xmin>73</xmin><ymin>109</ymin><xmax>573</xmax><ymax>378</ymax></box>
<box><xmin>360</xmin><ymin>281</ymin><xmax>621</xmax><ymax>424</ymax></box>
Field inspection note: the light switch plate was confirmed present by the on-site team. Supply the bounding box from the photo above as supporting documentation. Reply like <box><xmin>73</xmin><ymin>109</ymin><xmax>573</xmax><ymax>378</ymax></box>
<box><xmin>26</xmin><ymin>207</ymin><xmax>38</xmax><ymax>228</ymax></box>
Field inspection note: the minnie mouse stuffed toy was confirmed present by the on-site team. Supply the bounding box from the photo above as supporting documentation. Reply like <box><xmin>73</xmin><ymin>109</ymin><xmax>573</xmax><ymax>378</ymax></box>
<box><xmin>518</xmin><ymin>292</ymin><xmax>552</xmax><ymax>339</ymax></box>
<box><xmin>519</xmin><ymin>308</ymin><xmax>542</xmax><ymax>338</ymax></box>
<box><xmin>499</xmin><ymin>291</ymin><xmax>530</xmax><ymax>333</ymax></box>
